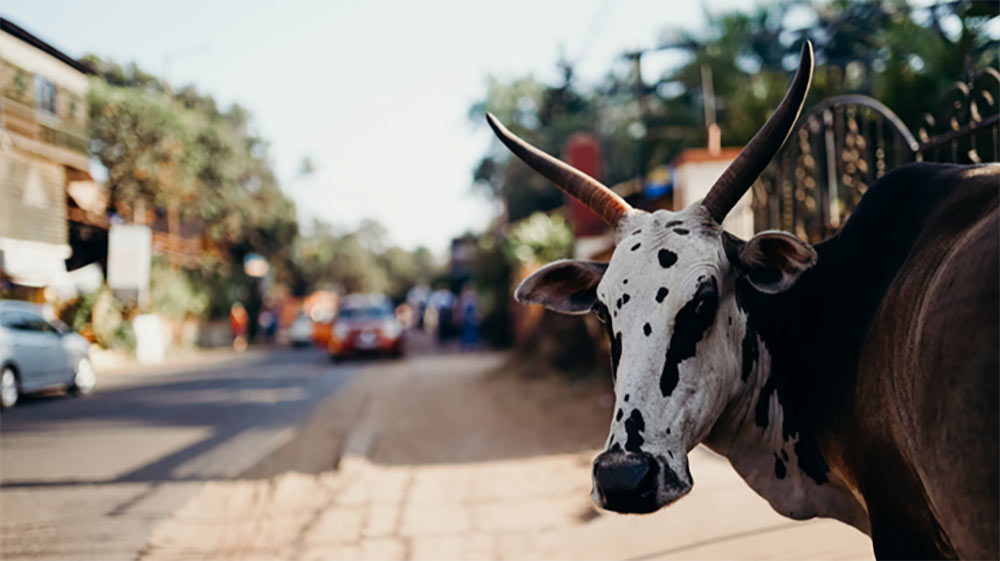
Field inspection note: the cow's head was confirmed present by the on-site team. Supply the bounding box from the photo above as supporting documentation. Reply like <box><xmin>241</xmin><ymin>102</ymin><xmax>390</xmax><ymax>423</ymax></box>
<box><xmin>488</xmin><ymin>42</ymin><xmax>815</xmax><ymax>514</ymax></box>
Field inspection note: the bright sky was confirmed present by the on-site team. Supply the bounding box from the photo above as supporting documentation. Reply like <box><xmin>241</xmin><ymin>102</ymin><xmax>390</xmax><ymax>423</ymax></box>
<box><xmin>4</xmin><ymin>0</ymin><xmax>747</xmax><ymax>254</ymax></box>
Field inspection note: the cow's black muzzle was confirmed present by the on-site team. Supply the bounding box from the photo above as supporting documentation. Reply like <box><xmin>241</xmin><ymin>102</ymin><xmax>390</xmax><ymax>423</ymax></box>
<box><xmin>593</xmin><ymin>450</ymin><xmax>662</xmax><ymax>513</ymax></box>
<box><xmin>593</xmin><ymin>449</ymin><xmax>692</xmax><ymax>514</ymax></box>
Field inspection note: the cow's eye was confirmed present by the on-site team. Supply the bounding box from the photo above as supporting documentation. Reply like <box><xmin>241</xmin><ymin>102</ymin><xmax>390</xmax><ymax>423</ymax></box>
<box><xmin>693</xmin><ymin>280</ymin><xmax>719</xmax><ymax>318</ymax></box>
<box><xmin>592</xmin><ymin>303</ymin><xmax>609</xmax><ymax>324</ymax></box>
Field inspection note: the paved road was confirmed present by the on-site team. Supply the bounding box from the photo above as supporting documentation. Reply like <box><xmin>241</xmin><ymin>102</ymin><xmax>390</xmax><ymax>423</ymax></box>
<box><xmin>0</xmin><ymin>347</ymin><xmax>357</xmax><ymax>561</ymax></box>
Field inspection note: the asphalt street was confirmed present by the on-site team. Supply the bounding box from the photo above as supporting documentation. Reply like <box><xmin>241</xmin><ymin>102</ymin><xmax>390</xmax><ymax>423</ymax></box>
<box><xmin>0</xmin><ymin>346</ymin><xmax>357</xmax><ymax>561</ymax></box>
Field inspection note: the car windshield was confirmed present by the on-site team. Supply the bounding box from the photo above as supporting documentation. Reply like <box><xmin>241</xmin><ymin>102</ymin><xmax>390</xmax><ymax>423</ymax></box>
<box><xmin>338</xmin><ymin>306</ymin><xmax>392</xmax><ymax>320</ymax></box>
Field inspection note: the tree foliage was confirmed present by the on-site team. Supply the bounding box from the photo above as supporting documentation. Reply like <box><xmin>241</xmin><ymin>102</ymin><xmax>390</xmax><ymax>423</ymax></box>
<box><xmin>471</xmin><ymin>1</ymin><xmax>998</xmax><ymax>224</ymax></box>
<box><xmin>655</xmin><ymin>0</ymin><xmax>998</xmax><ymax>150</ymax></box>
<box><xmin>293</xmin><ymin>220</ymin><xmax>442</xmax><ymax>301</ymax></box>
<box><xmin>506</xmin><ymin>212</ymin><xmax>574</xmax><ymax>265</ymax></box>
<box><xmin>85</xmin><ymin>55</ymin><xmax>299</xmax><ymax>267</ymax></box>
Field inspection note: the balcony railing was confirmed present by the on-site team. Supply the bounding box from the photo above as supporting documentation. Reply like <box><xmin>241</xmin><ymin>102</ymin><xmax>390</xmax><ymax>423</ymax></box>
<box><xmin>755</xmin><ymin>68</ymin><xmax>1000</xmax><ymax>242</ymax></box>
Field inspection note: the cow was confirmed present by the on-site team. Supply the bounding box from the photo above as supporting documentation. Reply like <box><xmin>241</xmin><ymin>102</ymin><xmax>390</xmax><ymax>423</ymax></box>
<box><xmin>486</xmin><ymin>41</ymin><xmax>998</xmax><ymax>560</ymax></box>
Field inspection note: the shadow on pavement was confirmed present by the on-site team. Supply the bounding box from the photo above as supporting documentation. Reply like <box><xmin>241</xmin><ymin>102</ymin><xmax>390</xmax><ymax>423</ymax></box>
<box><xmin>1</xmin><ymin>332</ymin><xmax>615</xmax><ymax>487</ymax></box>
<box><xmin>1</xmin><ymin>347</ymin><xmax>354</xmax><ymax>488</ymax></box>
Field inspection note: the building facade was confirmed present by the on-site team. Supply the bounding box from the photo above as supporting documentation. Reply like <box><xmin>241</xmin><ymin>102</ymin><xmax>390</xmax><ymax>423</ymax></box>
<box><xmin>0</xmin><ymin>18</ymin><xmax>95</xmax><ymax>295</ymax></box>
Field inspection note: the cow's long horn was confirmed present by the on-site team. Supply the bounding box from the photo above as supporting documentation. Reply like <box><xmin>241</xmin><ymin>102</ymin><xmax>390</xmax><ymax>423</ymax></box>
<box><xmin>486</xmin><ymin>113</ymin><xmax>633</xmax><ymax>228</ymax></box>
<box><xmin>702</xmin><ymin>40</ymin><xmax>814</xmax><ymax>223</ymax></box>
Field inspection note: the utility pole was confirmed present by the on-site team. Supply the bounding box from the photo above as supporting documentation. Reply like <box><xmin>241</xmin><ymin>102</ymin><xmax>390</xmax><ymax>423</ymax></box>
<box><xmin>628</xmin><ymin>52</ymin><xmax>646</xmax><ymax>195</ymax></box>
<box><xmin>701</xmin><ymin>64</ymin><xmax>721</xmax><ymax>155</ymax></box>
<box><xmin>623</xmin><ymin>41</ymin><xmax>699</xmax><ymax>196</ymax></box>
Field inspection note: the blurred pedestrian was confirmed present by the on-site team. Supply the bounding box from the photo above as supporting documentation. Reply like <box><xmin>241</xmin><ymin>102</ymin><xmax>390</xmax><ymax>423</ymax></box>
<box><xmin>230</xmin><ymin>302</ymin><xmax>248</xmax><ymax>352</ymax></box>
<box><xmin>395</xmin><ymin>302</ymin><xmax>414</xmax><ymax>330</ymax></box>
<box><xmin>457</xmin><ymin>284</ymin><xmax>480</xmax><ymax>350</ymax></box>
<box><xmin>422</xmin><ymin>305</ymin><xmax>439</xmax><ymax>335</ymax></box>
<box><xmin>429</xmin><ymin>287</ymin><xmax>455</xmax><ymax>346</ymax></box>
<box><xmin>407</xmin><ymin>285</ymin><xmax>430</xmax><ymax>329</ymax></box>
<box><xmin>258</xmin><ymin>308</ymin><xmax>277</xmax><ymax>344</ymax></box>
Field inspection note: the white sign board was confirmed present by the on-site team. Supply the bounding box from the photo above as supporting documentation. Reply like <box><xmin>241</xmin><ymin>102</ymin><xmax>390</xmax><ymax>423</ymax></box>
<box><xmin>107</xmin><ymin>223</ymin><xmax>152</xmax><ymax>307</ymax></box>
<box><xmin>133</xmin><ymin>313</ymin><xmax>166</xmax><ymax>365</ymax></box>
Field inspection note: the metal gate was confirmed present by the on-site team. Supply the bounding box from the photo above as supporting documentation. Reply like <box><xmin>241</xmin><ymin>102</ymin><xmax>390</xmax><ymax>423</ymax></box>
<box><xmin>753</xmin><ymin>68</ymin><xmax>1000</xmax><ymax>242</ymax></box>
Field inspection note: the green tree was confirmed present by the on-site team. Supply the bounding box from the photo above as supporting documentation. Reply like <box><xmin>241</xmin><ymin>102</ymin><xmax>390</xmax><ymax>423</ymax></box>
<box><xmin>472</xmin><ymin>1</ymin><xmax>997</xmax><ymax>218</ymax></box>
<box><xmin>86</xmin><ymin>55</ymin><xmax>300</xmax><ymax>323</ymax></box>
<box><xmin>648</xmin><ymin>1</ymin><xmax>998</xmax><ymax>155</ymax></box>
<box><xmin>506</xmin><ymin>212</ymin><xmax>574</xmax><ymax>265</ymax></box>
<box><xmin>290</xmin><ymin>219</ymin><xmax>441</xmax><ymax>300</ymax></box>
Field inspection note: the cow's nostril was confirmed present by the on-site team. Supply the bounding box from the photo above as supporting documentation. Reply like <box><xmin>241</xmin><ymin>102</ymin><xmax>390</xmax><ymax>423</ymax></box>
<box><xmin>595</xmin><ymin>456</ymin><xmax>653</xmax><ymax>493</ymax></box>
<box><xmin>593</xmin><ymin>450</ymin><xmax>660</xmax><ymax>512</ymax></box>
<box><xmin>593</xmin><ymin>450</ymin><xmax>692</xmax><ymax>514</ymax></box>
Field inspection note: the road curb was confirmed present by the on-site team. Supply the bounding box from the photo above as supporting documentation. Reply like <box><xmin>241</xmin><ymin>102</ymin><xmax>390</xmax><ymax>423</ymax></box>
<box><xmin>238</xmin><ymin>367</ymin><xmax>373</xmax><ymax>479</ymax></box>
<box><xmin>334</xmin><ymin>391</ymin><xmax>377</xmax><ymax>468</ymax></box>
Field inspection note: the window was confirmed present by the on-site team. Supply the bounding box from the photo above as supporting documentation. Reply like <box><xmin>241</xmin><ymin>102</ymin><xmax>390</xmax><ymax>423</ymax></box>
<box><xmin>34</xmin><ymin>75</ymin><xmax>56</xmax><ymax>115</ymax></box>
<box><xmin>22</xmin><ymin>314</ymin><xmax>58</xmax><ymax>334</ymax></box>
<box><xmin>338</xmin><ymin>306</ymin><xmax>393</xmax><ymax>320</ymax></box>
<box><xmin>0</xmin><ymin>311</ymin><xmax>57</xmax><ymax>333</ymax></box>
<box><xmin>0</xmin><ymin>312</ymin><xmax>20</xmax><ymax>329</ymax></box>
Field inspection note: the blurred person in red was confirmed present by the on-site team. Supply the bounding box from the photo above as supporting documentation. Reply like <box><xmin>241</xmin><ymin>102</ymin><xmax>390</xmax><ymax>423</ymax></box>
<box><xmin>395</xmin><ymin>302</ymin><xmax>414</xmax><ymax>330</ymax></box>
<box><xmin>230</xmin><ymin>302</ymin><xmax>249</xmax><ymax>352</ymax></box>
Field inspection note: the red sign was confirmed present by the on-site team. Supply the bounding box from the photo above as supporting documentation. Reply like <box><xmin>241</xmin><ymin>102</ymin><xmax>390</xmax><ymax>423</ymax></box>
<box><xmin>562</xmin><ymin>133</ymin><xmax>607</xmax><ymax>237</ymax></box>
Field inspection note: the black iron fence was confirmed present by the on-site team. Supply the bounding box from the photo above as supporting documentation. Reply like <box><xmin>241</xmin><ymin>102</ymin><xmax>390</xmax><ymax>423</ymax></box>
<box><xmin>754</xmin><ymin>68</ymin><xmax>1000</xmax><ymax>242</ymax></box>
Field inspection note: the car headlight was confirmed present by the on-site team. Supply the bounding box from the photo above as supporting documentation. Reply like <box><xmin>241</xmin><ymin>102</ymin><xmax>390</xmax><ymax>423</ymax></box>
<box><xmin>381</xmin><ymin>320</ymin><xmax>401</xmax><ymax>339</ymax></box>
<box><xmin>334</xmin><ymin>323</ymin><xmax>350</xmax><ymax>340</ymax></box>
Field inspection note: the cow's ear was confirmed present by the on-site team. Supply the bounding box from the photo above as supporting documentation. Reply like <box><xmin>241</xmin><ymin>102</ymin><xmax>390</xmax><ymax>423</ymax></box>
<box><xmin>514</xmin><ymin>259</ymin><xmax>608</xmax><ymax>314</ymax></box>
<box><xmin>725</xmin><ymin>231</ymin><xmax>816</xmax><ymax>294</ymax></box>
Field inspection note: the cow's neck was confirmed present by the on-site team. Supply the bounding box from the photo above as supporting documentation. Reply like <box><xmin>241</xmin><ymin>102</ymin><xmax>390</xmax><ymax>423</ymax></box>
<box><xmin>703</xmin><ymin>286</ymin><xmax>870</xmax><ymax>534</ymax></box>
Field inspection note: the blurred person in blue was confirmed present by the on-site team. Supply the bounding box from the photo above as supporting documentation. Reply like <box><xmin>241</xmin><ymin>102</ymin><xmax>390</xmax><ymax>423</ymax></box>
<box><xmin>258</xmin><ymin>307</ymin><xmax>277</xmax><ymax>343</ymax></box>
<box><xmin>456</xmin><ymin>283</ymin><xmax>480</xmax><ymax>350</ymax></box>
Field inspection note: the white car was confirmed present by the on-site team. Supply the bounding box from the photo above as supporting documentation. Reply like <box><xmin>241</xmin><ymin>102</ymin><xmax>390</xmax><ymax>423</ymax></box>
<box><xmin>289</xmin><ymin>312</ymin><xmax>313</xmax><ymax>348</ymax></box>
<box><xmin>0</xmin><ymin>301</ymin><xmax>95</xmax><ymax>408</ymax></box>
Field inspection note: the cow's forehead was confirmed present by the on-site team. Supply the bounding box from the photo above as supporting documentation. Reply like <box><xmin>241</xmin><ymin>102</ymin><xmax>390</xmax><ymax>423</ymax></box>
<box><xmin>597</xmin><ymin>206</ymin><xmax>722</xmax><ymax>303</ymax></box>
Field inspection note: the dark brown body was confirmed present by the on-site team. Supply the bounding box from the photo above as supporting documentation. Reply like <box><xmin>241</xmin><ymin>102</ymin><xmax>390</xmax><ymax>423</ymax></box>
<box><xmin>817</xmin><ymin>164</ymin><xmax>998</xmax><ymax>559</ymax></box>
<box><xmin>735</xmin><ymin>163</ymin><xmax>998</xmax><ymax>559</ymax></box>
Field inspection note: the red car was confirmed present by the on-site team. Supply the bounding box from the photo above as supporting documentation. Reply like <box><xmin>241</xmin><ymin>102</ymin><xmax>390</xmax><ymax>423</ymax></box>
<box><xmin>328</xmin><ymin>294</ymin><xmax>404</xmax><ymax>361</ymax></box>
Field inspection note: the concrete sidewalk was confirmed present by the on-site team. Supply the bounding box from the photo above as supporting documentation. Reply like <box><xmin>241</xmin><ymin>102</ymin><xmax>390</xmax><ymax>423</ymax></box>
<box><xmin>141</xmin><ymin>351</ymin><xmax>874</xmax><ymax>561</ymax></box>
